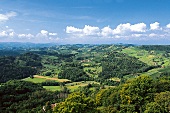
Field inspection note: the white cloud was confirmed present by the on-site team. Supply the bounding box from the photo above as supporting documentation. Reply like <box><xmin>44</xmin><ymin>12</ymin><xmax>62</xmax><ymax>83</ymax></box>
<box><xmin>1</xmin><ymin>22</ymin><xmax>170</xmax><ymax>44</ymax></box>
<box><xmin>18</xmin><ymin>33</ymin><xmax>34</xmax><ymax>38</ymax></box>
<box><xmin>132</xmin><ymin>34</ymin><xmax>143</xmax><ymax>37</ymax></box>
<box><xmin>26</xmin><ymin>34</ymin><xmax>34</xmax><ymax>38</ymax></box>
<box><xmin>94</xmin><ymin>23</ymin><xmax>146</xmax><ymax>38</ymax></box>
<box><xmin>18</xmin><ymin>34</ymin><xmax>27</xmax><ymax>37</ymax></box>
<box><xmin>150</xmin><ymin>22</ymin><xmax>160</xmax><ymax>30</ymax></box>
<box><xmin>49</xmin><ymin>32</ymin><xmax>57</xmax><ymax>36</ymax></box>
<box><xmin>66</xmin><ymin>26</ymin><xmax>82</xmax><ymax>33</ymax></box>
<box><xmin>0</xmin><ymin>30</ymin><xmax>16</xmax><ymax>37</ymax></box>
<box><xmin>166</xmin><ymin>23</ymin><xmax>170</xmax><ymax>29</ymax></box>
<box><xmin>67</xmin><ymin>23</ymin><xmax>148</xmax><ymax>38</ymax></box>
<box><xmin>101</xmin><ymin>26</ymin><xmax>113</xmax><ymax>37</ymax></box>
<box><xmin>66</xmin><ymin>25</ymin><xmax>100</xmax><ymax>37</ymax></box>
<box><xmin>112</xmin><ymin>23</ymin><xmax>146</xmax><ymax>34</ymax></box>
<box><xmin>149</xmin><ymin>33</ymin><xmax>157</xmax><ymax>37</ymax></box>
<box><xmin>9</xmin><ymin>32</ymin><xmax>16</xmax><ymax>37</ymax></box>
<box><xmin>41</xmin><ymin>30</ymin><xmax>48</xmax><ymax>36</ymax></box>
<box><xmin>130</xmin><ymin>23</ymin><xmax>146</xmax><ymax>32</ymax></box>
<box><xmin>0</xmin><ymin>31</ymin><xmax>8</xmax><ymax>37</ymax></box>
<box><xmin>36</xmin><ymin>30</ymin><xmax>58</xmax><ymax>38</ymax></box>
<box><xmin>65</xmin><ymin>22</ymin><xmax>170</xmax><ymax>42</ymax></box>
<box><xmin>113</xmin><ymin>23</ymin><xmax>131</xmax><ymax>34</ymax></box>
<box><xmin>0</xmin><ymin>27</ymin><xmax>59</xmax><ymax>43</ymax></box>
<box><xmin>0</xmin><ymin>11</ymin><xmax>17</xmax><ymax>22</ymax></box>
<box><xmin>83</xmin><ymin>25</ymin><xmax>100</xmax><ymax>35</ymax></box>
<box><xmin>149</xmin><ymin>33</ymin><xmax>158</xmax><ymax>37</ymax></box>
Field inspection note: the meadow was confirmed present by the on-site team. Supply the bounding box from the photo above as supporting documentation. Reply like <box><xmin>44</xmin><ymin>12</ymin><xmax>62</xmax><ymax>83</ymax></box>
<box><xmin>24</xmin><ymin>75</ymin><xmax>99</xmax><ymax>91</ymax></box>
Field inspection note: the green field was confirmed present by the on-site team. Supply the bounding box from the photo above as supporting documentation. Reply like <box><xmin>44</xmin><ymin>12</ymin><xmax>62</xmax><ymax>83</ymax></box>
<box><xmin>43</xmin><ymin>81</ymin><xmax>99</xmax><ymax>92</ymax></box>
<box><xmin>24</xmin><ymin>75</ymin><xmax>99</xmax><ymax>92</ymax></box>
<box><xmin>23</xmin><ymin>77</ymin><xmax>47</xmax><ymax>83</ymax></box>
<box><xmin>43</xmin><ymin>86</ymin><xmax>61</xmax><ymax>91</ymax></box>
<box><xmin>84</xmin><ymin>66</ymin><xmax>102</xmax><ymax>78</ymax></box>
<box><xmin>121</xmin><ymin>47</ymin><xmax>154</xmax><ymax>65</ymax></box>
<box><xmin>66</xmin><ymin>81</ymin><xmax>99</xmax><ymax>92</ymax></box>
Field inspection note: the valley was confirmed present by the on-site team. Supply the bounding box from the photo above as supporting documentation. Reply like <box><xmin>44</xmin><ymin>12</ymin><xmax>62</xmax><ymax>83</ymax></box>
<box><xmin>0</xmin><ymin>43</ymin><xmax>170</xmax><ymax>112</ymax></box>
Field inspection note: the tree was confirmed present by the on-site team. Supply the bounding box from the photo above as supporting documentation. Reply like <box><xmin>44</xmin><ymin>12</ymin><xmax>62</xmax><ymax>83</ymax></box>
<box><xmin>144</xmin><ymin>102</ymin><xmax>162</xmax><ymax>113</ymax></box>
<box><xmin>154</xmin><ymin>91</ymin><xmax>170</xmax><ymax>111</ymax></box>
<box><xmin>98</xmin><ymin>106</ymin><xmax>118</xmax><ymax>113</ymax></box>
<box><xmin>58</xmin><ymin>67</ymin><xmax>91</xmax><ymax>82</ymax></box>
<box><xmin>120</xmin><ymin>75</ymin><xmax>155</xmax><ymax>112</ymax></box>
<box><xmin>54</xmin><ymin>92</ymin><xmax>98</xmax><ymax>113</ymax></box>
<box><xmin>45</xmin><ymin>72</ymin><xmax>52</xmax><ymax>76</ymax></box>
<box><xmin>45</xmin><ymin>101</ymin><xmax>52</xmax><ymax>113</ymax></box>
<box><xmin>144</xmin><ymin>91</ymin><xmax>170</xmax><ymax>113</ymax></box>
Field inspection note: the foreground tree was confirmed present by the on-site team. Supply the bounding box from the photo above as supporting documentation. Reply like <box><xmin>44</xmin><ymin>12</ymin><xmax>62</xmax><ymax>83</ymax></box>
<box><xmin>144</xmin><ymin>91</ymin><xmax>170</xmax><ymax>113</ymax></box>
<box><xmin>54</xmin><ymin>92</ymin><xmax>98</xmax><ymax>113</ymax></box>
<box><xmin>120</xmin><ymin>75</ymin><xmax>156</xmax><ymax>112</ymax></box>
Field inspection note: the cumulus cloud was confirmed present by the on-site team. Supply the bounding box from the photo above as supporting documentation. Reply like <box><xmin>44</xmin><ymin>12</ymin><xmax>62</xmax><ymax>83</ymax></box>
<box><xmin>66</xmin><ymin>25</ymin><xmax>100</xmax><ymax>37</ymax></box>
<box><xmin>49</xmin><ymin>32</ymin><xmax>57</xmax><ymax>36</ymax></box>
<box><xmin>40</xmin><ymin>30</ymin><xmax>48</xmax><ymax>36</ymax></box>
<box><xmin>0</xmin><ymin>27</ymin><xmax>59</xmax><ymax>43</ymax></box>
<box><xmin>112</xmin><ymin>23</ymin><xmax>131</xmax><ymax>34</ymax></box>
<box><xmin>166</xmin><ymin>23</ymin><xmax>170</xmax><ymax>29</ymax></box>
<box><xmin>149</xmin><ymin>33</ymin><xmax>157</xmax><ymax>37</ymax></box>
<box><xmin>66</xmin><ymin>26</ymin><xmax>82</xmax><ymax>33</ymax></box>
<box><xmin>112</xmin><ymin>23</ymin><xmax>146</xmax><ymax>34</ymax></box>
<box><xmin>0</xmin><ymin>11</ymin><xmax>17</xmax><ymax>22</ymax></box>
<box><xmin>0</xmin><ymin>31</ymin><xmax>8</xmax><ymax>37</ymax></box>
<box><xmin>130</xmin><ymin>23</ymin><xmax>146</xmax><ymax>32</ymax></box>
<box><xmin>150</xmin><ymin>22</ymin><xmax>160</xmax><ymax>30</ymax></box>
<box><xmin>18</xmin><ymin>33</ymin><xmax>34</xmax><ymax>38</ymax></box>
<box><xmin>0</xmin><ymin>28</ymin><xmax>16</xmax><ymax>37</ymax></box>
<box><xmin>132</xmin><ymin>34</ymin><xmax>143</xmax><ymax>37</ymax></box>
<box><xmin>66</xmin><ymin>23</ymin><xmax>147</xmax><ymax>39</ymax></box>
<box><xmin>83</xmin><ymin>25</ymin><xmax>100</xmax><ymax>35</ymax></box>
<box><xmin>1</xmin><ymin>22</ymin><xmax>170</xmax><ymax>44</ymax></box>
<box><xmin>101</xmin><ymin>26</ymin><xmax>113</xmax><ymax>37</ymax></box>
<box><xmin>65</xmin><ymin>22</ymin><xmax>170</xmax><ymax>43</ymax></box>
<box><xmin>36</xmin><ymin>30</ymin><xmax>58</xmax><ymax>39</ymax></box>
<box><xmin>9</xmin><ymin>32</ymin><xmax>16</xmax><ymax>37</ymax></box>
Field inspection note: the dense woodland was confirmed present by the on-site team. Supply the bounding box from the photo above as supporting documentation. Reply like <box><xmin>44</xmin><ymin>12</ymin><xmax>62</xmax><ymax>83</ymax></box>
<box><xmin>58</xmin><ymin>67</ymin><xmax>92</xmax><ymax>82</ymax></box>
<box><xmin>0</xmin><ymin>43</ymin><xmax>170</xmax><ymax>112</ymax></box>
<box><xmin>0</xmin><ymin>80</ymin><xmax>68</xmax><ymax>112</ymax></box>
<box><xmin>101</xmin><ymin>52</ymin><xmax>151</xmax><ymax>79</ymax></box>
<box><xmin>0</xmin><ymin>53</ymin><xmax>42</xmax><ymax>83</ymax></box>
<box><xmin>139</xmin><ymin>45</ymin><xmax>170</xmax><ymax>52</ymax></box>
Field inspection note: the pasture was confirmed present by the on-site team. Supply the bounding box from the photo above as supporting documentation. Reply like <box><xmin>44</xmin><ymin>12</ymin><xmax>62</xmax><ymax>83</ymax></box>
<box><xmin>24</xmin><ymin>75</ymin><xmax>99</xmax><ymax>92</ymax></box>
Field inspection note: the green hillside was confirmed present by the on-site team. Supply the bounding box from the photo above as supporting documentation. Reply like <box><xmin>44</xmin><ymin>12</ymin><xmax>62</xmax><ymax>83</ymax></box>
<box><xmin>1</xmin><ymin>44</ymin><xmax>170</xmax><ymax>112</ymax></box>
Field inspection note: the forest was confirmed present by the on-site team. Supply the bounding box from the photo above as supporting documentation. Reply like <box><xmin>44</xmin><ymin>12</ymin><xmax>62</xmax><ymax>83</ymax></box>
<box><xmin>0</xmin><ymin>43</ymin><xmax>170</xmax><ymax>112</ymax></box>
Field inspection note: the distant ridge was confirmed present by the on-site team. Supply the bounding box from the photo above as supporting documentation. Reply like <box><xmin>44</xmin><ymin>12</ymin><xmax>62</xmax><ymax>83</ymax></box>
<box><xmin>0</xmin><ymin>42</ymin><xmax>59</xmax><ymax>49</ymax></box>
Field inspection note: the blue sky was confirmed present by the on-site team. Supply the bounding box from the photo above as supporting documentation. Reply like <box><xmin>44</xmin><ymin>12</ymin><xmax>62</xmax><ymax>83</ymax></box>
<box><xmin>0</xmin><ymin>0</ymin><xmax>170</xmax><ymax>44</ymax></box>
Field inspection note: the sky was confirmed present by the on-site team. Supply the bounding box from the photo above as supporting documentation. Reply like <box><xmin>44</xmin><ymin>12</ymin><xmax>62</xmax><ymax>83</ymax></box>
<box><xmin>0</xmin><ymin>0</ymin><xmax>170</xmax><ymax>44</ymax></box>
